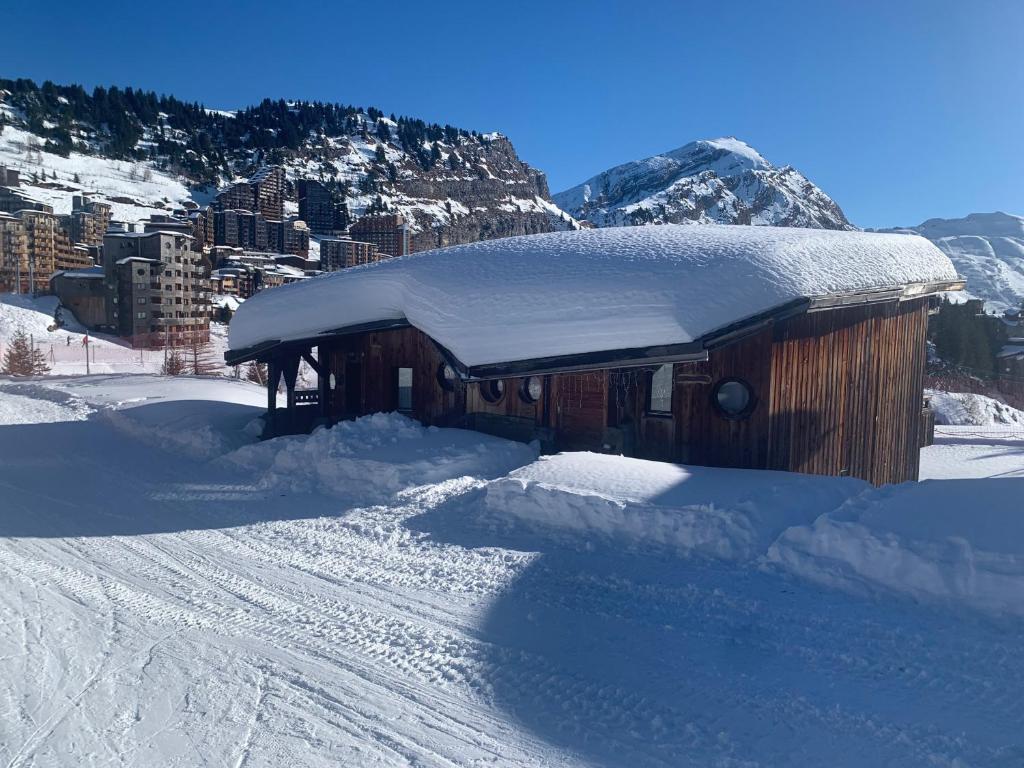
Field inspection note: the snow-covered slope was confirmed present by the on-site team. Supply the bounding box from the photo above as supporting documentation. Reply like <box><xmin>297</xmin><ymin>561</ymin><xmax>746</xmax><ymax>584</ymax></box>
<box><xmin>0</xmin><ymin>123</ymin><xmax>194</xmax><ymax>222</ymax></box>
<box><xmin>554</xmin><ymin>137</ymin><xmax>853</xmax><ymax>230</ymax></box>
<box><xmin>877</xmin><ymin>212</ymin><xmax>1024</xmax><ymax>313</ymax></box>
<box><xmin>0</xmin><ymin>292</ymin><xmax>232</xmax><ymax>375</ymax></box>
<box><xmin>2</xmin><ymin>374</ymin><xmax>1024</xmax><ymax>767</ymax></box>
<box><xmin>228</xmin><ymin>224</ymin><xmax>957</xmax><ymax>366</ymax></box>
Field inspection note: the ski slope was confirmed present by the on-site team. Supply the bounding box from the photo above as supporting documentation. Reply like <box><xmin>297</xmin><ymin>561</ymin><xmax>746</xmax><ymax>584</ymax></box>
<box><xmin>0</xmin><ymin>375</ymin><xmax>1023</xmax><ymax>766</ymax></box>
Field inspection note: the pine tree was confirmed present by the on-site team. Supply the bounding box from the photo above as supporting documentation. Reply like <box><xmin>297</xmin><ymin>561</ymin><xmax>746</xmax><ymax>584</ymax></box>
<box><xmin>160</xmin><ymin>349</ymin><xmax>186</xmax><ymax>376</ymax></box>
<box><xmin>188</xmin><ymin>337</ymin><xmax>218</xmax><ymax>376</ymax></box>
<box><xmin>1</xmin><ymin>328</ymin><xmax>51</xmax><ymax>376</ymax></box>
<box><xmin>245</xmin><ymin>361</ymin><xmax>268</xmax><ymax>386</ymax></box>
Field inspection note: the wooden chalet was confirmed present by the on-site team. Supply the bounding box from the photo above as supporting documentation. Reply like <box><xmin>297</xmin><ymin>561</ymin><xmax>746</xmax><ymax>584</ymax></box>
<box><xmin>226</xmin><ymin>225</ymin><xmax>964</xmax><ymax>486</ymax></box>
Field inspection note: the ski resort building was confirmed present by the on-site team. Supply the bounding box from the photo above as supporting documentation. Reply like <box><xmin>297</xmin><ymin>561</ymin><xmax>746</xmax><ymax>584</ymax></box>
<box><xmin>226</xmin><ymin>225</ymin><xmax>964</xmax><ymax>485</ymax></box>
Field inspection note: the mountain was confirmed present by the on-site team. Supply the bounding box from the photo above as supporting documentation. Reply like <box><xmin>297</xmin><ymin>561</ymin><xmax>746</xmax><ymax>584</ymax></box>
<box><xmin>553</xmin><ymin>137</ymin><xmax>853</xmax><ymax>231</ymax></box>
<box><xmin>875</xmin><ymin>212</ymin><xmax>1024</xmax><ymax>314</ymax></box>
<box><xmin>0</xmin><ymin>78</ymin><xmax>574</xmax><ymax>251</ymax></box>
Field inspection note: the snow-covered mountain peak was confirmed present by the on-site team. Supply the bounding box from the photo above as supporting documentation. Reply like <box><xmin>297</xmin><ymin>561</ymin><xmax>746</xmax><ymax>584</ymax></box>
<box><xmin>663</xmin><ymin>137</ymin><xmax>772</xmax><ymax>176</ymax></box>
<box><xmin>875</xmin><ymin>211</ymin><xmax>1024</xmax><ymax>313</ymax></box>
<box><xmin>555</xmin><ymin>137</ymin><xmax>852</xmax><ymax>230</ymax></box>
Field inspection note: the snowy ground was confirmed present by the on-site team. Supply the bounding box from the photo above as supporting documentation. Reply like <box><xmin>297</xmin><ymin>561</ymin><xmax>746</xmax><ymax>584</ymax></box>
<box><xmin>1</xmin><ymin>293</ymin><xmax>233</xmax><ymax>376</ymax></box>
<box><xmin>1</xmin><ymin>375</ymin><xmax>1023</xmax><ymax>767</ymax></box>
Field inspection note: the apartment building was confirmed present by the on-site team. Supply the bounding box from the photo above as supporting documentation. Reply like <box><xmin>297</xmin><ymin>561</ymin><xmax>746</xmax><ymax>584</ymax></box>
<box><xmin>213</xmin><ymin>166</ymin><xmax>285</xmax><ymax>220</ymax></box>
<box><xmin>0</xmin><ymin>211</ymin><xmax>28</xmax><ymax>292</ymax></box>
<box><xmin>319</xmin><ymin>237</ymin><xmax>381</xmax><ymax>271</ymax></box>
<box><xmin>297</xmin><ymin>179</ymin><xmax>349</xmax><ymax>234</ymax></box>
<box><xmin>64</xmin><ymin>195</ymin><xmax>112</xmax><ymax>247</ymax></box>
<box><xmin>348</xmin><ymin>214</ymin><xmax>410</xmax><ymax>257</ymax></box>
<box><xmin>101</xmin><ymin>231</ymin><xmax>210</xmax><ymax>348</ymax></box>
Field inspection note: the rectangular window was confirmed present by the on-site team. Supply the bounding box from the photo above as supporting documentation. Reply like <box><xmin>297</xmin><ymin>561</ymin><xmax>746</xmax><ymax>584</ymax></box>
<box><xmin>646</xmin><ymin>364</ymin><xmax>673</xmax><ymax>415</ymax></box>
<box><xmin>396</xmin><ymin>367</ymin><xmax>413</xmax><ymax>412</ymax></box>
<box><xmin>136</xmin><ymin>297</ymin><xmax>147</xmax><ymax>304</ymax></box>
<box><xmin>136</xmin><ymin>311</ymin><xmax>146</xmax><ymax>319</ymax></box>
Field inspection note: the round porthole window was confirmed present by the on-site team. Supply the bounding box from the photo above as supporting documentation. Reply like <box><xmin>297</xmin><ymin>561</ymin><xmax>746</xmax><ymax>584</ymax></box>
<box><xmin>479</xmin><ymin>379</ymin><xmax>506</xmax><ymax>404</ymax></box>
<box><xmin>437</xmin><ymin>362</ymin><xmax>458</xmax><ymax>391</ymax></box>
<box><xmin>519</xmin><ymin>376</ymin><xmax>543</xmax><ymax>404</ymax></box>
<box><xmin>712</xmin><ymin>378</ymin><xmax>756</xmax><ymax>419</ymax></box>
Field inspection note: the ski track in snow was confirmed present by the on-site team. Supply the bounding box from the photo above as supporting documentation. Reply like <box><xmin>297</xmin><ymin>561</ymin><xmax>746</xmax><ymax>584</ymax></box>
<box><xmin>0</xmin><ymin>376</ymin><xmax>1023</xmax><ymax>766</ymax></box>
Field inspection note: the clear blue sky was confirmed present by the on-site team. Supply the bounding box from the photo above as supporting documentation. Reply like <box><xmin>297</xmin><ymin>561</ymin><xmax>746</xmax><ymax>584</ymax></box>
<box><xmin>2</xmin><ymin>0</ymin><xmax>1021</xmax><ymax>228</ymax></box>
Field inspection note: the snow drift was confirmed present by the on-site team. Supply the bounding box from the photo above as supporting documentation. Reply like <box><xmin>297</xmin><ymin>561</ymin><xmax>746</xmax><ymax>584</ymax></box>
<box><xmin>222</xmin><ymin>412</ymin><xmax>538</xmax><ymax>503</ymax></box>
<box><xmin>769</xmin><ymin>478</ymin><xmax>1024</xmax><ymax>617</ymax></box>
<box><xmin>228</xmin><ymin>224</ymin><xmax>958</xmax><ymax>367</ymax></box>
<box><xmin>927</xmin><ymin>389</ymin><xmax>1024</xmax><ymax>426</ymax></box>
<box><xmin>484</xmin><ymin>453</ymin><xmax>868</xmax><ymax>561</ymax></box>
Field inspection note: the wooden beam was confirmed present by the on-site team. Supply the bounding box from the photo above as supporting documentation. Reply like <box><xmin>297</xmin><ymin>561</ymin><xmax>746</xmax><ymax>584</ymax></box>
<box><xmin>281</xmin><ymin>355</ymin><xmax>300</xmax><ymax>411</ymax></box>
<box><xmin>317</xmin><ymin>345</ymin><xmax>330</xmax><ymax>419</ymax></box>
<box><xmin>266</xmin><ymin>360</ymin><xmax>280</xmax><ymax>437</ymax></box>
<box><xmin>301</xmin><ymin>350</ymin><xmax>324</xmax><ymax>377</ymax></box>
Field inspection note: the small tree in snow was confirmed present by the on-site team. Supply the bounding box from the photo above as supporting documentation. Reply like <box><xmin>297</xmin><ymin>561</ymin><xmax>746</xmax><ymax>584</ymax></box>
<box><xmin>245</xmin><ymin>361</ymin><xmax>268</xmax><ymax>386</ymax></box>
<box><xmin>160</xmin><ymin>349</ymin><xmax>186</xmax><ymax>376</ymax></box>
<box><xmin>188</xmin><ymin>337</ymin><xmax>218</xmax><ymax>376</ymax></box>
<box><xmin>1</xmin><ymin>328</ymin><xmax>51</xmax><ymax>376</ymax></box>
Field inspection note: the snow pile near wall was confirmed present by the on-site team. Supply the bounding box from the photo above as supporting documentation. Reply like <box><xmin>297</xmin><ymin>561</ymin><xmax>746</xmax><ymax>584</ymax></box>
<box><xmin>484</xmin><ymin>453</ymin><xmax>868</xmax><ymax>561</ymax></box>
<box><xmin>768</xmin><ymin>478</ymin><xmax>1024</xmax><ymax>616</ymax></box>
<box><xmin>221</xmin><ymin>412</ymin><xmax>538</xmax><ymax>504</ymax></box>
<box><xmin>229</xmin><ymin>225</ymin><xmax>958</xmax><ymax>366</ymax></box>
<box><xmin>927</xmin><ymin>389</ymin><xmax>1024</xmax><ymax>426</ymax></box>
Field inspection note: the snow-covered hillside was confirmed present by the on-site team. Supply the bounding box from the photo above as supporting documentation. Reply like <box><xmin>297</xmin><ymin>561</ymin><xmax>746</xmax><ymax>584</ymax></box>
<box><xmin>0</xmin><ymin>292</ymin><xmax>232</xmax><ymax>375</ymax></box>
<box><xmin>1</xmin><ymin>374</ymin><xmax>1023</xmax><ymax>766</ymax></box>
<box><xmin>0</xmin><ymin>123</ymin><xmax>194</xmax><ymax>222</ymax></box>
<box><xmin>0</xmin><ymin>82</ymin><xmax>576</xmax><ymax>250</ymax></box>
<box><xmin>553</xmin><ymin>137</ymin><xmax>853</xmax><ymax>230</ymax></box>
<box><xmin>877</xmin><ymin>212</ymin><xmax>1024</xmax><ymax>313</ymax></box>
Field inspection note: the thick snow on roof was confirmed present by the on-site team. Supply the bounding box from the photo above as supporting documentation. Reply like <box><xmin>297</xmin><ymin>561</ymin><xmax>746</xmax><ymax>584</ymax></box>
<box><xmin>228</xmin><ymin>224</ymin><xmax>958</xmax><ymax>367</ymax></box>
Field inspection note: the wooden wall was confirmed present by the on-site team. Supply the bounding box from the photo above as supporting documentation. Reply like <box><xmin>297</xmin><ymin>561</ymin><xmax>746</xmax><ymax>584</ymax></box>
<box><xmin>766</xmin><ymin>299</ymin><xmax>929</xmax><ymax>485</ymax></box>
<box><xmin>319</xmin><ymin>297</ymin><xmax>931</xmax><ymax>485</ymax></box>
<box><xmin>325</xmin><ymin>327</ymin><xmax>465</xmax><ymax>426</ymax></box>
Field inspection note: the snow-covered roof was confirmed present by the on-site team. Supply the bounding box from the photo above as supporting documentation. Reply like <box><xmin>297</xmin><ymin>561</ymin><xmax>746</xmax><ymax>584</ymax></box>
<box><xmin>228</xmin><ymin>224</ymin><xmax>961</xmax><ymax>369</ymax></box>
<box><xmin>58</xmin><ymin>266</ymin><xmax>104</xmax><ymax>279</ymax></box>
<box><xmin>997</xmin><ymin>344</ymin><xmax>1024</xmax><ymax>359</ymax></box>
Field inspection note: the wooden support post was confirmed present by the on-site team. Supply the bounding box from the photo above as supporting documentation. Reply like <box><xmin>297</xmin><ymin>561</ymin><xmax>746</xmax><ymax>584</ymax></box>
<box><xmin>317</xmin><ymin>345</ymin><xmax>330</xmax><ymax>420</ymax></box>
<box><xmin>266</xmin><ymin>359</ymin><xmax>279</xmax><ymax>437</ymax></box>
<box><xmin>282</xmin><ymin>355</ymin><xmax>300</xmax><ymax>412</ymax></box>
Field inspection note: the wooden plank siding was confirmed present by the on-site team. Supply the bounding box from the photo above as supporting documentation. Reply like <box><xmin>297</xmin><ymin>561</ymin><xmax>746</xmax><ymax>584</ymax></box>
<box><xmin>766</xmin><ymin>298</ymin><xmax>929</xmax><ymax>485</ymax></box>
<box><xmin>325</xmin><ymin>327</ymin><xmax>465</xmax><ymax>426</ymax></box>
<box><xmin>316</xmin><ymin>297</ymin><xmax>931</xmax><ymax>486</ymax></box>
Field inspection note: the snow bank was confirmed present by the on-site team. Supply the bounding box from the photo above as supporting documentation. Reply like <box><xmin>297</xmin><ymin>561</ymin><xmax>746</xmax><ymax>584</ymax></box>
<box><xmin>12</xmin><ymin>374</ymin><xmax>270</xmax><ymax>459</ymax></box>
<box><xmin>228</xmin><ymin>225</ymin><xmax>958</xmax><ymax>366</ymax></box>
<box><xmin>927</xmin><ymin>389</ymin><xmax>1024</xmax><ymax>426</ymax></box>
<box><xmin>221</xmin><ymin>412</ymin><xmax>538</xmax><ymax>503</ymax></box>
<box><xmin>768</xmin><ymin>478</ymin><xmax>1024</xmax><ymax>616</ymax></box>
<box><xmin>484</xmin><ymin>453</ymin><xmax>868</xmax><ymax>561</ymax></box>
